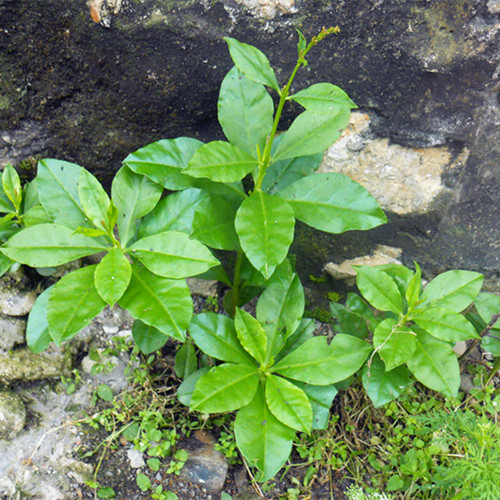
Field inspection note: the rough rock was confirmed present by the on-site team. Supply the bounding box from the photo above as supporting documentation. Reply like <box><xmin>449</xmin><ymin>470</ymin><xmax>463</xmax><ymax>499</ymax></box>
<box><xmin>187</xmin><ymin>277</ymin><xmax>218</xmax><ymax>298</ymax></box>
<box><xmin>0</xmin><ymin>347</ymin><xmax>70</xmax><ymax>382</ymax></box>
<box><xmin>127</xmin><ymin>448</ymin><xmax>146</xmax><ymax>469</ymax></box>
<box><xmin>179</xmin><ymin>430</ymin><xmax>228</xmax><ymax>493</ymax></box>
<box><xmin>0</xmin><ymin>388</ymin><xmax>26</xmax><ymax>440</ymax></box>
<box><xmin>0</xmin><ymin>316</ymin><xmax>26</xmax><ymax>352</ymax></box>
<box><xmin>0</xmin><ymin>269</ymin><xmax>37</xmax><ymax>316</ymax></box>
<box><xmin>81</xmin><ymin>350</ymin><xmax>131</xmax><ymax>394</ymax></box>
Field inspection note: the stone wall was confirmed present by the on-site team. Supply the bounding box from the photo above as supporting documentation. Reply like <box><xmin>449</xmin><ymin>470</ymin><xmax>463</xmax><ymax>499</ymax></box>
<box><xmin>0</xmin><ymin>0</ymin><xmax>499</xmax><ymax>286</ymax></box>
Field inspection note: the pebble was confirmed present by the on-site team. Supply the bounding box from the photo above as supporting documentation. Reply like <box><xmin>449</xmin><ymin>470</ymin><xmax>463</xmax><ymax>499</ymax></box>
<box><xmin>127</xmin><ymin>448</ymin><xmax>146</xmax><ymax>468</ymax></box>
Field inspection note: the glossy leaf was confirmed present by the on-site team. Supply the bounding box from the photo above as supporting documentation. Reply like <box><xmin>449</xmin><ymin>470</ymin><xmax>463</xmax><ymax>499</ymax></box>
<box><xmin>174</xmin><ymin>341</ymin><xmax>198</xmax><ymax>379</ymax></box>
<box><xmin>292</xmin><ymin>381</ymin><xmax>338</xmax><ymax>430</ymax></box>
<box><xmin>1</xmin><ymin>223</ymin><xmax>108</xmax><ymax>266</ymax></box>
<box><xmin>36</xmin><ymin>159</ymin><xmax>88</xmax><ymax>229</ymax></box>
<box><xmin>47</xmin><ymin>265</ymin><xmax>106</xmax><ymax>345</ymax></box>
<box><xmin>2</xmin><ymin>164</ymin><xmax>21</xmax><ymax>211</ymax></box>
<box><xmin>355</xmin><ymin>266</ymin><xmax>403</xmax><ymax>315</ymax></box>
<box><xmin>191</xmin><ymin>195</ymin><xmax>240</xmax><ymax>250</ymax></box>
<box><xmin>26</xmin><ymin>286</ymin><xmax>53</xmax><ymax>353</ymax></box>
<box><xmin>278</xmin><ymin>318</ymin><xmax>316</xmax><ymax>362</ymax></box>
<box><xmin>78</xmin><ymin>169</ymin><xmax>111</xmax><ymax>230</ymax></box>
<box><xmin>0</xmin><ymin>252</ymin><xmax>13</xmax><ymax>278</ymax></box>
<box><xmin>218</xmin><ymin>66</ymin><xmax>273</xmax><ymax>156</ymax></box>
<box><xmin>373</xmin><ymin>318</ymin><xmax>416</xmax><ymax>371</ymax></box>
<box><xmin>94</xmin><ymin>247</ymin><xmax>132</xmax><ymax>305</ymax></box>
<box><xmin>405</xmin><ymin>263</ymin><xmax>422</xmax><ymax>308</ymax></box>
<box><xmin>189</xmin><ymin>312</ymin><xmax>255</xmax><ymax>365</ymax></box>
<box><xmin>273</xmin><ymin>335</ymin><xmax>371</xmax><ymax>385</ymax></box>
<box><xmin>330</xmin><ymin>293</ymin><xmax>376</xmax><ymax>339</ymax></box>
<box><xmin>377</xmin><ymin>264</ymin><xmax>415</xmax><ymax>300</ymax></box>
<box><xmin>129</xmin><ymin>231</ymin><xmax>220</xmax><ymax>279</ymax></box>
<box><xmin>257</xmin><ymin>272</ymin><xmax>304</xmax><ymax>357</ymax></box>
<box><xmin>184</xmin><ymin>141</ymin><xmax>258</xmax><ymax>183</ymax></box>
<box><xmin>119</xmin><ymin>262</ymin><xmax>192</xmax><ymax>341</ymax></box>
<box><xmin>406</xmin><ymin>330</ymin><xmax>460</xmax><ymax>398</ymax></box>
<box><xmin>0</xmin><ymin>181</ymin><xmax>14</xmax><ymax>213</ymax></box>
<box><xmin>482</xmin><ymin>332</ymin><xmax>500</xmax><ymax>356</ymax></box>
<box><xmin>289</xmin><ymin>83</ymin><xmax>356</xmax><ymax>114</ymax></box>
<box><xmin>234</xmin><ymin>308</ymin><xmax>267</xmax><ymax>365</ymax></box>
<box><xmin>177</xmin><ymin>367</ymin><xmax>210</xmax><ymax>406</ymax></box>
<box><xmin>190</xmin><ymin>363</ymin><xmax>260</xmax><ymax>412</ymax></box>
<box><xmin>266</xmin><ymin>375</ymin><xmax>312</xmax><ymax>433</ymax></box>
<box><xmin>296</xmin><ymin>29</ymin><xmax>307</xmax><ymax>54</ymax></box>
<box><xmin>475</xmin><ymin>292</ymin><xmax>500</xmax><ymax>328</ymax></box>
<box><xmin>235</xmin><ymin>385</ymin><xmax>295</xmax><ymax>482</ymax></box>
<box><xmin>224</xmin><ymin>37</ymin><xmax>280</xmax><ymax>91</ymax></box>
<box><xmin>272</xmin><ymin>109</ymin><xmax>350</xmax><ymax>162</ymax></box>
<box><xmin>132</xmin><ymin>320</ymin><xmax>169</xmax><ymax>355</ymax></box>
<box><xmin>412</xmin><ymin>308</ymin><xmax>479</xmax><ymax>342</ymax></box>
<box><xmin>278</xmin><ymin>173</ymin><xmax>387</xmax><ymax>233</ymax></box>
<box><xmin>362</xmin><ymin>354</ymin><xmax>413</xmax><ymax>408</ymax></box>
<box><xmin>138</xmin><ymin>188</ymin><xmax>207</xmax><ymax>238</ymax></box>
<box><xmin>23</xmin><ymin>205</ymin><xmax>52</xmax><ymax>227</ymax></box>
<box><xmin>124</xmin><ymin>137</ymin><xmax>203</xmax><ymax>190</ymax></box>
<box><xmin>235</xmin><ymin>192</ymin><xmax>295</xmax><ymax>279</ymax></box>
<box><xmin>418</xmin><ymin>270</ymin><xmax>483</xmax><ymax>313</ymax></box>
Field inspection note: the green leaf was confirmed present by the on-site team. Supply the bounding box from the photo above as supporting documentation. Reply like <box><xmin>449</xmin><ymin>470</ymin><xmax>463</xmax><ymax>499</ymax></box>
<box><xmin>262</xmin><ymin>145</ymin><xmax>323</xmax><ymax>195</ymax></box>
<box><xmin>0</xmin><ymin>179</ymin><xmax>14</xmax><ymax>213</ymax></box>
<box><xmin>136</xmin><ymin>473</ymin><xmax>151</xmax><ymax>492</ymax></box>
<box><xmin>1</xmin><ymin>223</ymin><xmax>108</xmax><ymax>267</ymax></box>
<box><xmin>224</xmin><ymin>37</ymin><xmax>280</xmax><ymax>92</ymax></box>
<box><xmin>119</xmin><ymin>262</ymin><xmax>192</xmax><ymax>341</ymax></box>
<box><xmin>22</xmin><ymin>205</ymin><xmax>52</xmax><ymax>227</ymax></box>
<box><xmin>174</xmin><ymin>341</ymin><xmax>198</xmax><ymax>379</ymax></box>
<box><xmin>218</xmin><ymin>66</ymin><xmax>273</xmax><ymax>157</ymax></box>
<box><xmin>330</xmin><ymin>293</ymin><xmax>376</xmax><ymax>339</ymax></box>
<box><xmin>189</xmin><ymin>312</ymin><xmax>255</xmax><ymax>365</ymax></box>
<box><xmin>355</xmin><ymin>266</ymin><xmax>403</xmax><ymax>314</ymax></box>
<box><xmin>184</xmin><ymin>141</ymin><xmax>258</xmax><ymax>183</ymax></box>
<box><xmin>278</xmin><ymin>318</ymin><xmax>316</xmax><ymax>362</ymax></box>
<box><xmin>94</xmin><ymin>248</ymin><xmax>132</xmax><ymax>305</ymax></box>
<box><xmin>292</xmin><ymin>382</ymin><xmax>338</xmax><ymax>430</ymax></box>
<box><xmin>190</xmin><ymin>363</ymin><xmax>260</xmax><ymax>412</ymax></box>
<box><xmin>234</xmin><ymin>308</ymin><xmax>267</xmax><ymax>365</ymax></box>
<box><xmin>278</xmin><ymin>173</ymin><xmax>387</xmax><ymax>233</ymax></box>
<box><xmin>405</xmin><ymin>263</ymin><xmax>422</xmax><ymax>308</ymax></box>
<box><xmin>265</xmin><ymin>375</ymin><xmax>312</xmax><ymax>433</ymax></box>
<box><xmin>47</xmin><ymin>265</ymin><xmax>106</xmax><ymax>345</ymax></box>
<box><xmin>177</xmin><ymin>367</ymin><xmax>210</xmax><ymax>406</ymax></box>
<box><xmin>132</xmin><ymin>320</ymin><xmax>169</xmax><ymax>355</ymax></box>
<box><xmin>2</xmin><ymin>164</ymin><xmax>22</xmax><ymax>211</ymax></box>
<box><xmin>406</xmin><ymin>330</ymin><xmax>460</xmax><ymax>398</ymax></box>
<box><xmin>191</xmin><ymin>195</ymin><xmax>240</xmax><ymax>250</ymax></box>
<box><xmin>377</xmin><ymin>264</ymin><xmax>415</xmax><ymax>299</ymax></box>
<box><xmin>289</xmin><ymin>83</ymin><xmax>356</xmax><ymax>114</ymax></box>
<box><xmin>272</xmin><ymin>109</ymin><xmax>350</xmax><ymax>162</ymax></box>
<box><xmin>362</xmin><ymin>354</ymin><xmax>413</xmax><ymax>408</ymax></box>
<box><xmin>234</xmin><ymin>385</ymin><xmax>295</xmax><ymax>482</ymax></box>
<box><xmin>0</xmin><ymin>252</ymin><xmax>13</xmax><ymax>279</ymax></box>
<box><xmin>296</xmin><ymin>29</ymin><xmax>307</xmax><ymax>55</ymax></box>
<box><xmin>475</xmin><ymin>292</ymin><xmax>500</xmax><ymax>328</ymax></box>
<box><xmin>129</xmin><ymin>231</ymin><xmax>220</xmax><ymax>279</ymax></box>
<box><xmin>78</xmin><ymin>169</ymin><xmax>111</xmax><ymax>230</ymax></box>
<box><xmin>386</xmin><ymin>475</ymin><xmax>405</xmax><ymax>492</ymax></box>
<box><xmin>97</xmin><ymin>487</ymin><xmax>116</xmax><ymax>499</ymax></box>
<box><xmin>482</xmin><ymin>332</ymin><xmax>500</xmax><ymax>356</ymax></box>
<box><xmin>413</xmin><ymin>308</ymin><xmax>479</xmax><ymax>342</ymax></box>
<box><xmin>235</xmin><ymin>192</ymin><xmax>295</xmax><ymax>279</ymax></box>
<box><xmin>138</xmin><ymin>188</ymin><xmax>207</xmax><ymax>238</ymax></box>
<box><xmin>97</xmin><ymin>384</ymin><xmax>114</xmax><ymax>402</ymax></box>
<box><xmin>418</xmin><ymin>270</ymin><xmax>483</xmax><ymax>313</ymax></box>
<box><xmin>111</xmin><ymin>166</ymin><xmax>163</xmax><ymax>246</ymax></box>
<box><xmin>124</xmin><ymin>137</ymin><xmax>203</xmax><ymax>190</ymax></box>
<box><xmin>373</xmin><ymin>318</ymin><xmax>416</xmax><ymax>371</ymax></box>
<box><xmin>36</xmin><ymin>159</ymin><xmax>90</xmax><ymax>229</ymax></box>
<box><xmin>26</xmin><ymin>286</ymin><xmax>53</xmax><ymax>353</ymax></box>
<box><xmin>273</xmin><ymin>335</ymin><xmax>371</xmax><ymax>385</ymax></box>
<box><xmin>257</xmin><ymin>272</ymin><xmax>304</xmax><ymax>357</ymax></box>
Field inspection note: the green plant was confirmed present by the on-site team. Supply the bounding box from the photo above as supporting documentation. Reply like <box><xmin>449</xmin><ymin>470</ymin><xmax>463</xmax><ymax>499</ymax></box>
<box><xmin>345</xmin><ymin>485</ymin><xmax>393</xmax><ymax>500</ymax></box>
<box><xmin>331</xmin><ymin>263</ymin><xmax>484</xmax><ymax>406</ymax></box>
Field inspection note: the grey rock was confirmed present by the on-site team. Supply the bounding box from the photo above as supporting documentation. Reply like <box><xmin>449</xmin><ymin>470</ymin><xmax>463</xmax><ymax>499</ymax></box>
<box><xmin>81</xmin><ymin>350</ymin><xmax>131</xmax><ymax>394</ymax></box>
<box><xmin>127</xmin><ymin>448</ymin><xmax>146</xmax><ymax>469</ymax></box>
<box><xmin>0</xmin><ymin>347</ymin><xmax>70</xmax><ymax>382</ymax></box>
<box><xmin>179</xmin><ymin>431</ymin><xmax>228</xmax><ymax>493</ymax></box>
<box><xmin>0</xmin><ymin>316</ymin><xmax>26</xmax><ymax>352</ymax></box>
<box><xmin>187</xmin><ymin>277</ymin><xmax>218</xmax><ymax>298</ymax></box>
<box><xmin>0</xmin><ymin>388</ymin><xmax>26</xmax><ymax>440</ymax></box>
<box><xmin>0</xmin><ymin>270</ymin><xmax>37</xmax><ymax>317</ymax></box>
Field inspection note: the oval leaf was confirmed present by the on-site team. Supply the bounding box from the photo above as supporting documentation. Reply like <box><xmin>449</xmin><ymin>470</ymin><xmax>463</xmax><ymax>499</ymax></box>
<box><xmin>474</xmin><ymin>292</ymin><xmax>500</xmax><ymax>328</ymax></box>
<box><xmin>278</xmin><ymin>173</ymin><xmax>386</xmax><ymax>234</ymax></box>
<box><xmin>190</xmin><ymin>363</ymin><xmax>260</xmax><ymax>413</ymax></box>
<box><xmin>174</xmin><ymin>341</ymin><xmax>198</xmax><ymax>379</ymax></box>
<box><xmin>47</xmin><ymin>265</ymin><xmax>106</xmax><ymax>345</ymax></box>
<box><xmin>129</xmin><ymin>231</ymin><xmax>219</xmax><ymax>279</ymax></box>
<box><xmin>218</xmin><ymin>66</ymin><xmax>273</xmax><ymax>156</ymax></box>
<box><xmin>94</xmin><ymin>247</ymin><xmax>132</xmax><ymax>305</ymax></box>
<box><xmin>132</xmin><ymin>320</ymin><xmax>169</xmax><ymax>355</ymax></box>
<box><xmin>1</xmin><ymin>223</ymin><xmax>108</xmax><ymax>267</ymax></box>
<box><xmin>235</xmin><ymin>192</ymin><xmax>295</xmax><ymax>279</ymax></box>
<box><xmin>234</xmin><ymin>308</ymin><xmax>268</xmax><ymax>365</ymax></box>
<box><xmin>26</xmin><ymin>286</ymin><xmax>54</xmax><ymax>353</ymax></box>
<box><xmin>289</xmin><ymin>83</ymin><xmax>357</xmax><ymax>114</ymax></box>
<box><xmin>235</xmin><ymin>385</ymin><xmax>295</xmax><ymax>482</ymax></box>
<box><xmin>78</xmin><ymin>169</ymin><xmax>111</xmax><ymax>230</ymax></box>
<box><xmin>184</xmin><ymin>141</ymin><xmax>258</xmax><ymax>183</ymax></box>
<box><xmin>118</xmin><ymin>262</ymin><xmax>193</xmax><ymax>341</ymax></box>
<box><xmin>413</xmin><ymin>308</ymin><xmax>479</xmax><ymax>342</ymax></box>
<box><xmin>265</xmin><ymin>375</ymin><xmax>312</xmax><ymax>433</ymax></box>
<box><xmin>177</xmin><ymin>367</ymin><xmax>211</xmax><ymax>406</ymax></box>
